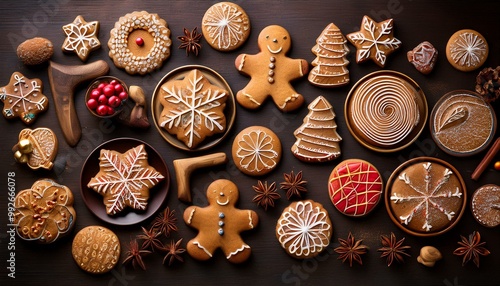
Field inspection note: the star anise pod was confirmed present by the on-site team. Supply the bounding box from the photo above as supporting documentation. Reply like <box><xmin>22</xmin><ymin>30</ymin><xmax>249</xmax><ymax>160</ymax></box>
<box><xmin>152</xmin><ymin>207</ymin><xmax>178</xmax><ymax>237</ymax></box>
<box><xmin>178</xmin><ymin>27</ymin><xmax>202</xmax><ymax>56</ymax></box>
<box><xmin>137</xmin><ymin>226</ymin><xmax>164</xmax><ymax>252</ymax></box>
<box><xmin>122</xmin><ymin>239</ymin><xmax>151</xmax><ymax>270</ymax></box>
<box><xmin>377</xmin><ymin>232</ymin><xmax>411</xmax><ymax>266</ymax></box>
<box><xmin>162</xmin><ymin>238</ymin><xmax>186</xmax><ymax>266</ymax></box>
<box><xmin>280</xmin><ymin>170</ymin><xmax>307</xmax><ymax>200</ymax></box>
<box><xmin>453</xmin><ymin>231</ymin><xmax>490</xmax><ymax>268</ymax></box>
<box><xmin>252</xmin><ymin>180</ymin><xmax>280</xmax><ymax>210</ymax></box>
<box><xmin>334</xmin><ymin>232</ymin><xmax>368</xmax><ymax>267</ymax></box>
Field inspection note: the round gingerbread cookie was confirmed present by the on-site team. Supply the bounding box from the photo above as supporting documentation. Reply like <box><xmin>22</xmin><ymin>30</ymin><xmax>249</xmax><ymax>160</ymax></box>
<box><xmin>108</xmin><ymin>11</ymin><xmax>171</xmax><ymax>75</ymax></box>
<box><xmin>232</xmin><ymin>126</ymin><xmax>282</xmax><ymax>176</ymax></box>
<box><xmin>471</xmin><ymin>184</ymin><xmax>500</xmax><ymax>228</ymax></box>
<box><xmin>385</xmin><ymin>157</ymin><xmax>466</xmax><ymax>237</ymax></box>
<box><xmin>276</xmin><ymin>200</ymin><xmax>332</xmax><ymax>259</ymax></box>
<box><xmin>72</xmin><ymin>226</ymin><xmax>120</xmax><ymax>274</ymax></box>
<box><xmin>446</xmin><ymin>29</ymin><xmax>488</xmax><ymax>72</ymax></box>
<box><xmin>328</xmin><ymin>159</ymin><xmax>383</xmax><ymax>217</ymax></box>
<box><xmin>202</xmin><ymin>2</ymin><xmax>250</xmax><ymax>51</ymax></box>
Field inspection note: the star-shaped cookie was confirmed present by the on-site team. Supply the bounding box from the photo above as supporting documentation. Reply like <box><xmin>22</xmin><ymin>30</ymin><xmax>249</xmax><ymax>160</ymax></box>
<box><xmin>0</xmin><ymin>72</ymin><xmax>48</xmax><ymax>124</ymax></box>
<box><xmin>347</xmin><ymin>16</ymin><xmax>401</xmax><ymax>67</ymax></box>
<box><xmin>62</xmin><ymin>15</ymin><xmax>101</xmax><ymax>61</ymax></box>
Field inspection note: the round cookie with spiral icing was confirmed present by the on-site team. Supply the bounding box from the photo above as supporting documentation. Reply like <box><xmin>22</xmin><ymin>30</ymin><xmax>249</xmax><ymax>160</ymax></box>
<box><xmin>108</xmin><ymin>11</ymin><xmax>171</xmax><ymax>75</ymax></box>
<box><xmin>471</xmin><ymin>184</ymin><xmax>500</xmax><ymax>228</ymax></box>
<box><xmin>276</xmin><ymin>200</ymin><xmax>332</xmax><ymax>259</ymax></box>
<box><xmin>446</xmin><ymin>29</ymin><xmax>488</xmax><ymax>72</ymax></box>
<box><xmin>328</xmin><ymin>159</ymin><xmax>383</xmax><ymax>217</ymax></box>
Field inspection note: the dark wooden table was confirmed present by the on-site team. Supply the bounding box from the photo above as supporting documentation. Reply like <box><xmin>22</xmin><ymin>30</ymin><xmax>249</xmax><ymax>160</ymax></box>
<box><xmin>1</xmin><ymin>1</ymin><xmax>499</xmax><ymax>285</ymax></box>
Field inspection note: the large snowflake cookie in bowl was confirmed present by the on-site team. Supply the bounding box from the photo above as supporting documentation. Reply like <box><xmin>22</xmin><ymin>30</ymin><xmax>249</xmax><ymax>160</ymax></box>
<box><xmin>87</xmin><ymin>144</ymin><xmax>165</xmax><ymax>216</ymax></box>
<box><xmin>385</xmin><ymin>157</ymin><xmax>466</xmax><ymax>237</ymax></box>
<box><xmin>108</xmin><ymin>11</ymin><xmax>171</xmax><ymax>75</ymax></box>
<box><xmin>276</xmin><ymin>200</ymin><xmax>332</xmax><ymax>259</ymax></box>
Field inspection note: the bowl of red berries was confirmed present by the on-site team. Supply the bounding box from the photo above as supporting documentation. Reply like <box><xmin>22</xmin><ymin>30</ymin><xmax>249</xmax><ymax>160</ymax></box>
<box><xmin>86</xmin><ymin>76</ymin><xmax>129</xmax><ymax>118</ymax></box>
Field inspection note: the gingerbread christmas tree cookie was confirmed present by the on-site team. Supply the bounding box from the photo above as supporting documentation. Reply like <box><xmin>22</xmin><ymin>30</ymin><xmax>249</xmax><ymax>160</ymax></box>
<box><xmin>183</xmin><ymin>179</ymin><xmax>259</xmax><ymax>263</ymax></box>
<box><xmin>0</xmin><ymin>72</ymin><xmax>48</xmax><ymax>124</ymax></box>
<box><xmin>347</xmin><ymin>16</ymin><xmax>401</xmax><ymax>67</ymax></box>
<box><xmin>235</xmin><ymin>25</ymin><xmax>309</xmax><ymax>112</ymax></box>
<box><xmin>62</xmin><ymin>15</ymin><xmax>100</xmax><ymax>62</ymax></box>
<box><xmin>292</xmin><ymin>96</ymin><xmax>341</xmax><ymax>162</ymax></box>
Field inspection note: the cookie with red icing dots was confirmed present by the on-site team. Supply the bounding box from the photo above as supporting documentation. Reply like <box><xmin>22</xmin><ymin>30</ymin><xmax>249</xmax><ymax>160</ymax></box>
<box><xmin>328</xmin><ymin>159</ymin><xmax>383</xmax><ymax>217</ymax></box>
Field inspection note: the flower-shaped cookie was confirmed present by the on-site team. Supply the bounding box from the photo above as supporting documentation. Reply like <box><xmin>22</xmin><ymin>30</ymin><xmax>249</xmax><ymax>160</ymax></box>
<box><xmin>62</xmin><ymin>15</ymin><xmax>100</xmax><ymax>61</ymax></box>
<box><xmin>13</xmin><ymin>179</ymin><xmax>76</xmax><ymax>244</ymax></box>
<box><xmin>0</xmin><ymin>72</ymin><xmax>48</xmax><ymax>124</ymax></box>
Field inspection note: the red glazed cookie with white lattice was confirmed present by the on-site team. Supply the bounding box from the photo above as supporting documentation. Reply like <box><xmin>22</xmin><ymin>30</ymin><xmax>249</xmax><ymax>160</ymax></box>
<box><xmin>276</xmin><ymin>200</ymin><xmax>332</xmax><ymax>259</ymax></box>
<box><xmin>13</xmin><ymin>179</ymin><xmax>76</xmax><ymax>244</ymax></box>
<box><xmin>183</xmin><ymin>179</ymin><xmax>259</xmax><ymax>263</ymax></box>
<box><xmin>232</xmin><ymin>126</ymin><xmax>282</xmax><ymax>176</ymax></box>
<box><xmin>87</xmin><ymin>144</ymin><xmax>165</xmax><ymax>215</ymax></box>
<box><xmin>108</xmin><ymin>11</ymin><xmax>171</xmax><ymax>75</ymax></box>
<box><xmin>386</xmin><ymin>157</ymin><xmax>466</xmax><ymax>236</ymax></box>
<box><xmin>0</xmin><ymin>72</ymin><xmax>48</xmax><ymax>124</ymax></box>
<box><xmin>471</xmin><ymin>184</ymin><xmax>500</xmax><ymax>228</ymax></box>
<box><xmin>328</xmin><ymin>159</ymin><xmax>383</xmax><ymax>217</ymax></box>
<box><xmin>202</xmin><ymin>2</ymin><xmax>250</xmax><ymax>51</ymax></box>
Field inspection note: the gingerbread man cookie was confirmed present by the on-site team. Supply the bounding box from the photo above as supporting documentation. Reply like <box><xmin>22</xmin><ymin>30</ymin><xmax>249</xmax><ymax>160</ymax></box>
<box><xmin>235</xmin><ymin>25</ymin><xmax>308</xmax><ymax>112</ymax></box>
<box><xmin>183</xmin><ymin>179</ymin><xmax>259</xmax><ymax>263</ymax></box>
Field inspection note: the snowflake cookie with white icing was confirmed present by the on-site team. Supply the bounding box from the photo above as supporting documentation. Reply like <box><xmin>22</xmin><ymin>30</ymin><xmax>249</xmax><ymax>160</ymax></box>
<box><xmin>386</xmin><ymin>157</ymin><xmax>466</xmax><ymax>237</ymax></box>
<box><xmin>446</xmin><ymin>29</ymin><xmax>488</xmax><ymax>72</ymax></box>
<box><xmin>62</xmin><ymin>15</ymin><xmax>100</xmax><ymax>62</ymax></box>
<box><xmin>108</xmin><ymin>11</ymin><xmax>171</xmax><ymax>75</ymax></box>
<box><xmin>183</xmin><ymin>179</ymin><xmax>259</xmax><ymax>263</ymax></box>
<box><xmin>202</xmin><ymin>2</ymin><xmax>250</xmax><ymax>51</ymax></box>
<box><xmin>276</xmin><ymin>200</ymin><xmax>332</xmax><ymax>259</ymax></box>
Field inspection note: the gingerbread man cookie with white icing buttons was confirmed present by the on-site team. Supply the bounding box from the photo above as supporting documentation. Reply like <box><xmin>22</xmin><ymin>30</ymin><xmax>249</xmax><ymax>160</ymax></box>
<box><xmin>235</xmin><ymin>25</ymin><xmax>309</xmax><ymax>112</ymax></box>
<box><xmin>183</xmin><ymin>179</ymin><xmax>259</xmax><ymax>263</ymax></box>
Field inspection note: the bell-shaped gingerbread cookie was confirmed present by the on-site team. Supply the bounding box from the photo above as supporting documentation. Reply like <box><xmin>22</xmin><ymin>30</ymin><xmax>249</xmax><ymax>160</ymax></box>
<box><xmin>13</xmin><ymin>127</ymin><xmax>58</xmax><ymax>170</ymax></box>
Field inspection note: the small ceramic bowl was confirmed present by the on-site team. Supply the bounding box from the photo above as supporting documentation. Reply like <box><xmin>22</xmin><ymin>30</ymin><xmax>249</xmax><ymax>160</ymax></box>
<box><xmin>85</xmin><ymin>76</ymin><xmax>129</xmax><ymax>119</ymax></box>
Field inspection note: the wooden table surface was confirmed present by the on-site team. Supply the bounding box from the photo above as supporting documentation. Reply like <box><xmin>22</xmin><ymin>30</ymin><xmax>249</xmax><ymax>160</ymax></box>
<box><xmin>1</xmin><ymin>1</ymin><xmax>499</xmax><ymax>285</ymax></box>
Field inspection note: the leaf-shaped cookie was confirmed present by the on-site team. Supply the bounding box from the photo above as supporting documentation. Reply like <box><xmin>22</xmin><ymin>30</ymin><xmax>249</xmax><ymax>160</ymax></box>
<box><xmin>438</xmin><ymin>106</ymin><xmax>468</xmax><ymax>132</ymax></box>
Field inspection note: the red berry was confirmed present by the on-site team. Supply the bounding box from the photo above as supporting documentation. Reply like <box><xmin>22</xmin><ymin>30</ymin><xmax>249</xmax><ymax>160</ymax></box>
<box><xmin>118</xmin><ymin>91</ymin><xmax>128</xmax><ymax>101</ymax></box>
<box><xmin>103</xmin><ymin>84</ymin><xmax>115</xmax><ymax>97</ymax></box>
<box><xmin>107</xmin><ymin>106</ymin><xmax>115</xmax><ymax>115</ymax></box>
<box><xmin>114</xmin><ymin>84</ymin><xmax>124</xmax><ymax>93</ymax></box>
<box><xmin>97</xmin><ymin>83</ymin><xmax>106</xmax><ymax>90</ymax></box>
<box><xmin>136</xmin><ymin>37</ymin><xmax>144</xmax><ymax>46</ymax></box>
<box><xmin>90</xmin><ymin>89</ymin><xmax>101</xmax><ymax>100</ymax></box>
<box><xmin>86</xmin><ymin>98</ymin><xmax>98</xmax><ymax>110</ymax></box>
<box><xmin>98</xmin><ymin>94</ymin><xmax>108</xmax><ymax>104</ymax></box>
<box><xmin>96</xmin><ymin>105</ymin><xmax>108</xmax><ymax>116</ymax></box>
<box><xmin>108</xmin><ymin>96</ymin><xmax>121</xmax><ymax>108</ymax></box>
<box><xmin>109</xmin><ymin>80</ymin><xmax>118</xmax><ymax>86</ymax></box>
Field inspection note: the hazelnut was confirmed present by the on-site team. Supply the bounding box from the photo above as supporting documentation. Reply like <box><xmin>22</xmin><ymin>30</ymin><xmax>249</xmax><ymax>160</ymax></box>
<box><xmin>417</xmin><ymin>246</ymin><xmax>442</xmax><ymax>267</ymax></box>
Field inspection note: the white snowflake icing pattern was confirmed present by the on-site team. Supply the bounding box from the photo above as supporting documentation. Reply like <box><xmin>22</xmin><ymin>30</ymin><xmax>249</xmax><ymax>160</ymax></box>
<box><xmin>236</xmin><ymin>130</ymin><xmax>278</xmax><ymax>172</ymax></box>
<box><xmin>449</xmin><ymin>32</ymin><xmax>487</xmax><ymax>67</ymax></box>
<box><xmin>390</xmin><ymin>162</ymin><xmax>462</xmax><ymax>232</ymax></box>
<box><xmin>62</xmin><ymin>16</ymin><xmax>100</xmax><ymax>61</ymax></box>
<box><xmin>277</xmin><ymin>201</ymin><xmax>331</xmax><ymax>257</ymax></box>
<box><xmin>203</xmin><ymin>3</ymin><xmax>248</xmax><ymax>50</ymax></box>
<box><xmin>0</xmin><ymin>73</ymin><xmax>46</xmax><ymax>122</ymax></box>
<box><xmin>348</xmin><ymin>16</ymin><xmax>401</xmax><ymax>66</ymax></box>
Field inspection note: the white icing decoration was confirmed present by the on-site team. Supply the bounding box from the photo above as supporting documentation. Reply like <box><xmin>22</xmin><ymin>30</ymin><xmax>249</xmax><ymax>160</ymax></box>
<box><xmin>267</xmin><ymin>45</ymin><xmax>282</xmax><ymax>54</ymax></box>
<box><xmin>276</xmin><ymin>201</ymin><xmax>331</xmax><ymax>257</ymax></box>
<box><xmin>217</xmin><ymin>197</ymin><xmax>229</xmax><ymax>206</ymax></box>
<box><xmin>226</xmin><ymin>244</ymin><xmax>250</xmax><ymax>259</ymax></box>
<box><xmin>192</xmin><ymin>241</ymin><xmax>213</xmax><ymax>257</ymax></box>
<box><xmin>391</xmin><ymin>162</ymin><xmax>462</xmax><ymax>232</ymax></box>
<box><xmin>1</xmin><ymin>74</ymin><xmax>45</xmax><ymax>121</ymax></box>
<box><xmin>203</xmin><ymin>2</ymin><xmax>248</xmax><ymax>50</ymax></box>
<box><xmin>187</xmin><ymin>208</ymin><xmax>196</xmax><ymax>224</ymax></box>
<box><xmin>236</xmin><ymin>130</ymin><xmax>279</xmax><ymax>172</ymax></box>
<box><xmin>248</xmin><ymin>210</ymin><xmax>254</xmax><ymax>229</ymax></box>
<box><xmin>450</xmin><ymin>32</ymin><xmax>487</xmax><ymax>67</ymax></box>
<box><xmin>160</xmin><ymin>70</ymin><xmax>227</xmax><ymax>148</ymax></box>
<box><xmin>62</xmin><ymin>16</ymin><xmax>100</xmax><ymax>60</ymax></box>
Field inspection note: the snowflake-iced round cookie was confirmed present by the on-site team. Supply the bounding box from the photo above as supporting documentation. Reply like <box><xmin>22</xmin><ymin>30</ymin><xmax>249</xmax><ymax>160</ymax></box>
<box><xmin>276</xmin><ymin>200</ymin><xmax>332</xmax><ymax>259</ymax></box>
<box><xmin>87</xmin><ymin>144</ymin><xmax>165</xmax><ymax>215</ymax></box>
<box><xmin>329</xmin><ymin>159</ymin><xmax>383</xmax><ymax>217</ymax></box>
<box><xmin>0</xmin><ymin>72</ymin><xmax>48</xmax><ymax>125</ymax></box>
<box><xmin>386</xmin><ymin>157</ymin><xmax>466</xmax><ymax>237</ymax></box>
<box><xmin>202</xmin><ymin>2</ymin><xmax>250</xmax><ymax>51</ymax></box>
<box><xmin>108</xmin><ymin>11</ymin><xmax>171</xmax><ymax>75</ymax></box>
<box><xmin>471</xmin><ymin>184</ymin><xmax>500</xmax><ymax>228</ymax></box>
<box><xmin>62</xmin><ymin>15</ymin><xmax>100</xmax><ymax>62</ymax></box>
<box><xmin>232</xmin><ymin>126</ymin><xmax>282</xmax><ymax>176</ymax></box>
<box><xmin>446</xmin><ymin>29</ymin><xmax>488</xmax><ymax>72</ymax></box>
<box><xmin>158</xmin><ymin>69</ymin><xmax>228</xmax><ymax>149</ymax></box>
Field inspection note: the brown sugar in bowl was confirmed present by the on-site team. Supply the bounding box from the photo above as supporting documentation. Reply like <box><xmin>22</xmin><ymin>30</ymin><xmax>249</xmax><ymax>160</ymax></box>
<box><xmin>385</xmin><ymin>157</ymin><xmax>467</xmax><ymax>237</ymax></box>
